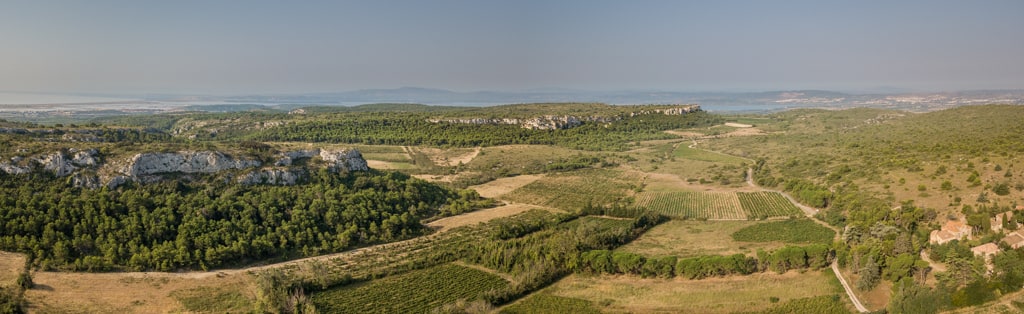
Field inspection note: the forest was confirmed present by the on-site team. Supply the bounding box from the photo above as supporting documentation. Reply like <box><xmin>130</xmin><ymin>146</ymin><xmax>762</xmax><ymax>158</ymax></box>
<box><xmin>0</xmin><ymin>169</ymin><xmax>487</xmax><ymax>271</ymax></box>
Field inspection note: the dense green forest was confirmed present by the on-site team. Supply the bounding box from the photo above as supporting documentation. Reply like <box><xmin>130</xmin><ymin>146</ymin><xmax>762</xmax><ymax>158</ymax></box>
<box><xmin>0</xmin><ymin>170</ymin><xmax>487</xmax><ymax>271</ymax></box>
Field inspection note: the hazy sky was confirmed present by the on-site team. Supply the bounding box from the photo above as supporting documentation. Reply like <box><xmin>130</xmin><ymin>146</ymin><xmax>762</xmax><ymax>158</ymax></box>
<box><xmin>1</xmin><ymin>1</ymin><xmax>1022</xmax><ymax>94</ymax></box>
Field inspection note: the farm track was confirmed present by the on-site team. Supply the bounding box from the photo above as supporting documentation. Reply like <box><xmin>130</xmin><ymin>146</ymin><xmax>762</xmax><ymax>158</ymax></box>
<box><xmin>683</xmin><ymin>147</ymin><xmax>862</xmax><ymax>312</ymax></box>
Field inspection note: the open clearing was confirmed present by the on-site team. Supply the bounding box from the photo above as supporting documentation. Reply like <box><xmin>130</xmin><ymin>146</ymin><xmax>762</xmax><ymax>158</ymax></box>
<box><xmin>415</xmin><ymin>147</ymin><xmax>481</xmax><ymax>167</ymax></box>
<box><xmin>426</xmin><ymin>203</ymin><xmax>555</xmax><ymax>232</ymax></box>
<box><xmin>616</xmin><ymin>220</ymin><xmax>786</xmax><ymax>258</ymax></box>
<box><xmin>365</xmin><ymin>159</ymin><xmax>417</xmax><ymax>170</ymax></box>
<box><xmin>546</xmin><ymin>270</ymin><xmax>841</xmax><ymax>313</ymax></box>
<box><xmin>469</xmin><ymin>174</ymin><xmax>544</xmax><ymax>198</ymax></box>
<box><xmin>0</xmin><ymin>251</ymin><xmax>25</xmax><ymax>285</ymax></box>
<box><xmin>25</xmin><ymin>270</ymin><xmax>252</xmax><ymax>314</ymax></box>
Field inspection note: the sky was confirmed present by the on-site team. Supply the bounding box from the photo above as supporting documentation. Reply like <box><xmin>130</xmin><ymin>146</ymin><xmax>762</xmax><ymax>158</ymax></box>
<box><xmin>1</xmin><ymin>1</ymin><xmax>1022</xmax><ymax>94</ymax></box>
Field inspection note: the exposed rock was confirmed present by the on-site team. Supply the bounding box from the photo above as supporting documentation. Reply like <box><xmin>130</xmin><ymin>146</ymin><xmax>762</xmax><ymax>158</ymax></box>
<box><xmin>121</xmin><ymin>151</ymin><xmax>261</xmax><ymax>178</ymax></box>
<box><xmin>0</xmin><ymin>162</ymin><xmax>30</xmax><ymax>175</ymax></box>
<box><xmin>275</xmin><ymin>149</ymin><xmax>320</xmax><ymax>166</ymax></box>
<box><xmin>319</xmin><ymin>149</ymin><xmax>369</xmax><ymax>172</ymax></box>
<box><xmin>105</xmin><ymin>175</ymin><xmax>129</xmax><ymax>189</ymax></box>
<box><xmin>35</xmin><ymin>153</ymin><xmax>77</xmax><ymax>177</ymax></box>
<box><xmin>71</xmin><ymin>174</ymin><xmax>102</xmax><ymax>189</ymax></box>
<box><xmin>237</xmin><ymin>168</ymin><xmax>304</xmax><ymax>185</ymax></box>
<box><xmin>72</xmin><ymin>149</ymin><xmax>99</xmax><ymax>166</ymax></box>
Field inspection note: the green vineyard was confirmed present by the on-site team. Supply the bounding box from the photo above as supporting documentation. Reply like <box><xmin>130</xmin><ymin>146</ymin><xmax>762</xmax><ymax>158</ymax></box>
<box><xmin>737</xmin><ymin>192</ymin><xmax>803</xmax><ymax>218</ymax></box>
<box><xmin>636</xmin><ymin>192</ymin><xmax>745</xmax><ymax>220</ymax></box>
<box><xmin>637</xmin><ymin>191</ymin><xmax>801</xmax><ymax>220</ymax></box>
<box><xmin>312</xmin><ymin>263</ymin><xmax>509</xmax><ymax>313</ymax></box>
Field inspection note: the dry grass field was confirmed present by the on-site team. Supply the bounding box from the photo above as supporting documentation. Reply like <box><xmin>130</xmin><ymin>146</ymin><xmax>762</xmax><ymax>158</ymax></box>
<box><xmin>426</xmin><ymin>203</ymin><xmax>557</xmax><ymax>233</ymax></box>
<box><xmin>0</xmin><ymin>251</ymin><xmax>25</xmax><ymax>286</ymax></box>
<box><xmin>615</xmin><ymin>220</ymin><xmax>786</xmax><ymax>258</ymax></box>
<box><xmin>468</xmin><ymin>174</ymin><xmax>544</xmax><ymax>198</ymax></box>
<box><xmin>546</xmin><ymin>270</ymin><xmax>842</xmax><ymax>313</ymax></box>
<box><xmin>25</xmin><ymin>271</ymin><xmax>253</xmax><ymax>313</ymax></box>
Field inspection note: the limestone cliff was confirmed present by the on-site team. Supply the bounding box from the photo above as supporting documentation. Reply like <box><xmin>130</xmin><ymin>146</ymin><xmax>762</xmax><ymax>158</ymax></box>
<box><xmin>0</xmin><ymin>147</ymin><xmax>370</xmax><ymax>189</ymax></box>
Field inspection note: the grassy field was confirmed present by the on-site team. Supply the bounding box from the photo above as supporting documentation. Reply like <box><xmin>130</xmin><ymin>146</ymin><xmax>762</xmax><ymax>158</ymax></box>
<box><xmin>674</xmin><ymin>145</ymin><xmax>748</xmax><ymax>165</ymax></box>
<box><xmin>545</xmin><ymin>270</ymin><xmax>842</xmax><ymax>313</ymax></box>
<box><xmin>501</xmin><ymin>168</ymin><xmax>642</xmax><ymax>211</ymax></box>
<box><xmin>0</xmin><ymin>251</ymin><xmax>24</xmax><ymax>286</ymax></box>
<box><xmin>731</xmin><ymin>219</ymin><xmax>836</xmax><ymax>245</ymax></box>
<box><xmin>25</xmin><ymin>271</ymin><xmax>253</xmax><ymax>314</ymax></box>
<box><xmin>500</xmin><ymin>294</ymin><xmax>601</xmax><ymax>314</ymax></box>
<box><xmin>312</xmin><ymin>263</ymin><xmax>508</xmax><ymax>313</ymax></box>
<box><xmin>615</xmin><ymin>220</ymin><xmax>786</xmax><ymax>258</ymax></box>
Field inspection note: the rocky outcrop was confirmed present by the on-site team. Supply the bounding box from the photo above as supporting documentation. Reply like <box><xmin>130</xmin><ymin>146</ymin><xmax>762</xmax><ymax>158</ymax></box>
<box><xmin>120</xmin><ymin>151</ymin><xmax>261</xmax><ymax>178</ymax></box>
<box><xmin>428</xmin><ymin>105</ymin><xmax>702</xmax><ymax>129</ymax></box>
<box><xmin>0</xmin><ymin>162</ymin><xmax>29</xmax><ymax>175</ymax></box>
<box><xmin>319</xmin><ymin>149</ymin><xmax>369</xmax><ymax>172</ymax></box>
<box><xmin>2</xmin><ymin>147</ymin><xmax>369</xmax><ymax>188</ymax></box>
<box><xmin>237</xmin><ymin>169</ymin><xmax>304</xmax><ymax>185</ymax></box>
<box><xmin>275</xmin><ymin>149</ymin><xmax>320</xmax><ymax>166</ymax></box>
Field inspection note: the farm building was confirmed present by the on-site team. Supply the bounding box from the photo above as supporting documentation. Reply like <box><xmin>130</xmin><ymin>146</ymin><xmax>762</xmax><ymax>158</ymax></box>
<box><xmin>1003</xmin><ymin>232</ymin><xmax>1024</xmax><ymax>249</ymax></box>
<box><xmin>991</xmin><ymin>211</ymin><xmax>1018</xmax><ymax>232</ymax></box>
<box><xmin>929</xmin><ymin>219</ymin><xmax>972</xmax><ymax>244</ymax></box>
<box><xmin>971</xmin><ymin>243</ymin><xmax>1000</xmax><ymax>259</ymax></box>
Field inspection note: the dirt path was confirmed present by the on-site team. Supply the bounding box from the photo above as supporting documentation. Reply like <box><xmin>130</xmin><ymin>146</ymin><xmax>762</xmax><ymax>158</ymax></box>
<box><xmin>833</xmin><ymin>262</ymin><xmax>869</xmax><ymax>313</ymax></box>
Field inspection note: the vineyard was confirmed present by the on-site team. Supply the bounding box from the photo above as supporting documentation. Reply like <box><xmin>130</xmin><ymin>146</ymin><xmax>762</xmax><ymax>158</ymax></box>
<box><xmin>635</xmin><ymin>192</ymin><xmax>745</xmax><ymax>220</ymax></box>
<box><xmin>312</xmin><ymin>263</ymin><xmax>508</xmax><ymax>313</ymax></box>
<box><xmin>731</xmin><ymin>219</ymin><xmax>836</xmax><ymax>245</ymax></box>
<box><xmin>502</xmin><ymin>169</ymin><xmax>642</xmax><ymax>211</ymax></box>
<box><xmin>636</xmin><ymin>191</ymin><xmax>803</xmax><ymax>220</ymax></box>
<box><xmin>737</xmin><ymin>192</ymin><xmax>802</xmax><ymax>218</ymax></box>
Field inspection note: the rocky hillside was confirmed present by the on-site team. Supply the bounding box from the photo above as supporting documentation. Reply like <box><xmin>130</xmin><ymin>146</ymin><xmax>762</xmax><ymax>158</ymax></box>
<box><xmin>0</xmin><ymin>147</ymin><xmax>369</xmax><ymax>189</ymax></box>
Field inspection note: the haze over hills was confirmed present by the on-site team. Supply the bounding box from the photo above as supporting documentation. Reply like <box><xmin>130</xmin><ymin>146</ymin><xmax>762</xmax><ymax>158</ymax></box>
<box><xmin>2</xmin><ymin>88</ymin><xmax>1022</xmax><ymax>121</ymax></box>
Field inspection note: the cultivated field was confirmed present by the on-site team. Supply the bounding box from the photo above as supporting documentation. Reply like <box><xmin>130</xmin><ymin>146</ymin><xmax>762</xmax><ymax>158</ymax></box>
<box><xmin>312</xmin><ymin>263</ymin><xmax>507</xmax><ymax>313</ymax></box>
<box><xmin>615</xmin><ymin>220</ymin><xmax>787</xmax><ymax>258</ymax></box>
<box><xmin>501</xmin><ymin>169</ymin><xmax>642</xmax><ymax>211</ymax></box>
<box><xmin>636</xmin><ymin>191</ymin><xmax>745</xmax><ymax>220</ymax></box>
<box><xmin>737</xmin><ymin>191</ymin><xmax>803</xmax><ymax>218</ymax></box>
<box><xmin>544</xmin><ymin>270</ymin><xmax>844</xmax><ymax>313</ymax></box>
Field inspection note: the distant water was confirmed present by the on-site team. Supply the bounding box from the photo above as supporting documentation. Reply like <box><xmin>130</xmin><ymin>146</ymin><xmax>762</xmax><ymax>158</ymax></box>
<box><xmin>0</xmin><ymin>92</ymin><xmax>138</xmax><ymax>105</ymax></box>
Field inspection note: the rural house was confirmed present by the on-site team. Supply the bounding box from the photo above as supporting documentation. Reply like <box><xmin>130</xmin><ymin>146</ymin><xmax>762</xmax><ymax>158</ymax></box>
<box><xmin>1003</xmin><ymin>231</ymin><xmax>1024</xmax><ymax>249</ymax></box>
<box><xmin>929</xmin><ymin>219</ymin><xmax>972</xmax><ymax>244</ymax></box>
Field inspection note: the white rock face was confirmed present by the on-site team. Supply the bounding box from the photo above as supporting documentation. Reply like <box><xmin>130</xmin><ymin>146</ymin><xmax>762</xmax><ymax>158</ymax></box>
<box><xmin>0</xmin><ymin>163</ymin><xmax>30</xmax><ymax>175</ymax></box>
<box><xmin>237</xmin><ymin>169</ymin><xmax>303</xmax><ymax>185</ymax></box>
<box><xmin>319</xmin><ymin>149</ymin><xmax>369</xmax><ymax>172</ymax></box>
<box><xmin>72</xmin><ymin>149</ymin><xmax>99</xmax><ymax>166</ymax></box>
<box><xmin>36</xmin><ymin>153</ymin><xmax>77</xmax><ymax>177</ymax></box>
<box><xmin>121</xmin><ymin>151</ymin><xmax>261</xmax><ymax>178</ymax></box>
